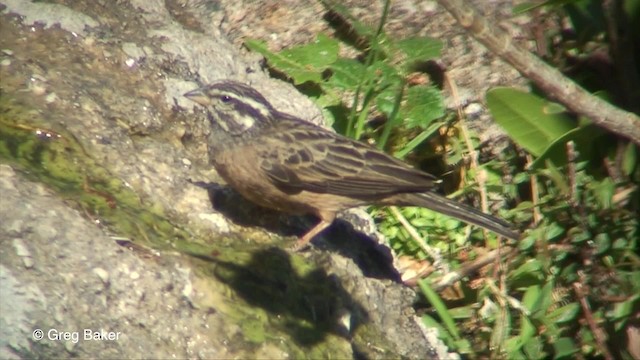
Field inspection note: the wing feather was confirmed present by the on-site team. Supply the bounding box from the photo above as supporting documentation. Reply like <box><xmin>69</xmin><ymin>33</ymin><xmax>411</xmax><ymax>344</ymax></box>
<box><xmin>257</xmin><ymin>116</ymin><xmax>438</xmax><ymax>199</ymax></box>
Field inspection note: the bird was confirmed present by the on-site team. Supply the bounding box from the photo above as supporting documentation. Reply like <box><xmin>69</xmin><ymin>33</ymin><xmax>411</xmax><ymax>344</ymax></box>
<box><xmin>184</xmin><ymin>80</ymin><xmax>519</xmax><ymax>250</ymax></box>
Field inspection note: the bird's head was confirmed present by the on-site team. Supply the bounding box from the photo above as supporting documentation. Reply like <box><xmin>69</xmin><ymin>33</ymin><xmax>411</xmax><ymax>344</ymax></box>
<box><xmin>184</xmin><ymin>81</ymin><xmax>275</xmax><ymax>136</ymax></box>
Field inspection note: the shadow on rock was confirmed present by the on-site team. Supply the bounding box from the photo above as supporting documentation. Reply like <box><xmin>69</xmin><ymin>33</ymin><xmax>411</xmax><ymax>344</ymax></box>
<box><xmin>193</xmin><ymin>247</ymin><xmax>369</xmax><ymax>346</ymax></box>
<box><xmin>191</xmin><ymin>180</ymin><xmax>402</xmax><ymax>282</ymax></box>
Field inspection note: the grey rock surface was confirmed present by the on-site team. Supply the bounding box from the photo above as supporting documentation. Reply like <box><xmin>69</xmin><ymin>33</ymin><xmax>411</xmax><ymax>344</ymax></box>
<box><xmin>0</xmin><ymin>165</ymin><xmax>224</xmax><ymax>358</ymax></box>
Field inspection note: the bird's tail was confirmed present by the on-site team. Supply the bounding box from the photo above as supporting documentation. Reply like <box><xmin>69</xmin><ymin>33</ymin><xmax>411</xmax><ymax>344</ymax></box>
<box><xmin>390</xmin><ymin>192</ymin><xmax>520</xmax><ymax>240</ymax></box>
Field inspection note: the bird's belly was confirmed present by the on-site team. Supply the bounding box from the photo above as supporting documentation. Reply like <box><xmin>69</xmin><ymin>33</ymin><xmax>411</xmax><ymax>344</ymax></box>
<box><xmin>212</xmin><ymin>152</ymin><xmax>363</xmax><ymax>216</ymax></box>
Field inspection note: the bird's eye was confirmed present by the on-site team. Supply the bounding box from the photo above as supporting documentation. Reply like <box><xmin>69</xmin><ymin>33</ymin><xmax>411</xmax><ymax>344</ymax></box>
<box><xmin>221</xmin><ymin>95</ymin><xmax>232</xmax><ymax>103</ymax></box>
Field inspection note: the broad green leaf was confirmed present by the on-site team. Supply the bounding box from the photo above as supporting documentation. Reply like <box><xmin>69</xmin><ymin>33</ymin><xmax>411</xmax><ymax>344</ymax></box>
<box><xmin>529</xmin><ymin>124</ymin><xmax>604</xmax><ymax>170</ymax></box>
<box><xmin>504</xmin><ymin>314</ymin><xmax>537</xmax><ymax>355</ymax></box>
<box><xmin>593</xmin><ymin>233</ymin><xmax>611</xmax><ymax>255</ymax></box>
<box><xmin>327</xmin><ymin>58</ymin><xmax>366</xmax><ymax>89</ymax></box>
<box><xmin>523</xmin><ymin>336</ymin><xmax>547</xmax><ymax>360</ymax></box>
<box><xmin>521</xmin><ymin>285</ymin><xmax>541</xmax><ymax>313</ymax></box>
<box><xmin>552</xmin><ymin>337</ymin><xmax>578</xmax><ymax>359</ymax></box>
<box><xmin>375</xmin><ymin>81</ymin><xmax>403</xmax><ymax>116</ymax></box>
<box><xmin>548</xmin><ymin>302</ymin><xmax>580</xmax><ymax>324</ymax></box>
<box><xmin>245</xmin><ymin>34</ymin><xmax>338</xmax><ymax>85</ymax></box>
<box><xmin>509</xmin><ymin>259</ymin><xmax>544</xmax><ymax>284</ymax></box>
<box><xmin>486</xmin><ymin>88</ymin><xmax>575</xmax><ymax>157</ymax></box>
<box><xmin>531</xmin><ymin>281</ymin><xmax>555</xmax><ymax>319</ymax></box>
<box><xmin>395</xmin><ymin>36</ymin><xmax>443</xmax><ymax>68</ymax></box>
<box><xmin>367</xmin><ymin>61</ymin><xmax>402</xmax><ymax>90</ymax></box>
<box><xmin>505</xmin><ymin>336</ymin><xmax>524</xmax><ymax>355</ymax></box>
<box><xmin>401</xmin><ymin>85</ymin><xmax>445</xmax><ymax>129</ymax></box>
<box><xmin>519</xmin><ymin>315</ymin><xmax>537</xmax><ymax>347</ymax></box>
<box><xmin>610</xmin><ymin>294</ymin><xmax>638</xmax><ymax>331</ymax></box>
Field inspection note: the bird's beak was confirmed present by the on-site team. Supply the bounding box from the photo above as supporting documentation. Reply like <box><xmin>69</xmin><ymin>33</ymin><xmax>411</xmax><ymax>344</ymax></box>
<box><xmin>184</xmin><ymin>88</ymin><xmax>211</xmax><ymax>106</ymax></box>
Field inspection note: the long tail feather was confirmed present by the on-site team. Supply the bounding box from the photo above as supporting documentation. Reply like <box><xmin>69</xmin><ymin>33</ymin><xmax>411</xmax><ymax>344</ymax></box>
<box><xmin>391</xmin><ymin>192</ymin><xmax>519</xmax><ymax>240</ymax></box>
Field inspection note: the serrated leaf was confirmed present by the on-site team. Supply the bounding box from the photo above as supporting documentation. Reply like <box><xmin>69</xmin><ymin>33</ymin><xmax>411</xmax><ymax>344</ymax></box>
<box><xmin>402</xmin><ymin>85</ymin><xmax>445</xmax><ymax>129</ymax></box>
<box><xmin>396</xmin><ymin>36</ymin><xmax>443</xmax><ymax>68</ymax></box>
<box><xmin>368</xmin><ymin>61</ymin><xmax>401</xmax><ymax>88</ymax></box>
<box><xmin>486</xmin><ymin>88</ymin><xmax>575</xmax><ymax>157</ymax></box>
<box><xmin>245</xmin><ymin>34</ymin><xmax>338</xmax><ymax>85</ymax></box>
<box><xmin>374</xmin><ymin>81</ymin><xmax>403</xmax><ymax>116</ymax></box>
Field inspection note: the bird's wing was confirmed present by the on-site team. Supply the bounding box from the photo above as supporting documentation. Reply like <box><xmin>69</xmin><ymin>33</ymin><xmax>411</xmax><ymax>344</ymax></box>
<box><xmin>256</xmin><ymin>116</ymin><xmax>439</xmax><ymax>199</ymax></box>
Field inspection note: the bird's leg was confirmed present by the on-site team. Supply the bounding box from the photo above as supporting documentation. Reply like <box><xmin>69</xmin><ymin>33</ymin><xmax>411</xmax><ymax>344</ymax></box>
<box><xmin>291</xmin><ymin>219</ymin><xmax>333</xmax><ymax>252</ymax></box>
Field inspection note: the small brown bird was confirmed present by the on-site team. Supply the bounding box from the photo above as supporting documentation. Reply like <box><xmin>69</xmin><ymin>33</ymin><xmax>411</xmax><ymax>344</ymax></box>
<box><xmin>185</xmin><ymin>80</ymin><xmax>519</xmax><ymax>249</ymax></box>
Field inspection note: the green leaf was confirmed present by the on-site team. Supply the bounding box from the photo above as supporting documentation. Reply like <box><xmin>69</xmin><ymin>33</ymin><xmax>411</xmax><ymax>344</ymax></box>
<box><xmin>509</xmin><ymin>259</ymin><xmax>544</xmax><ymax>284</ymax></box>
<box><xmin>513</xmin><ymin>0</ymin><xmax>575</xmax><ymax>15</ymax></box>
<box><xmin>523</xmin><ymin>335</ymin><xmax>547</xmax><ymax>360</ymax></box>
<box><xmin>529</xmin><ymin>124</ymin><xmax>604</xmax><ymax>170</ymax></box>
<box><xmin>504</xmin><ymin>313</ymin><xmax>539</xmax><ymax>356</ymax></box>
<box><xmin>327</xmin><ymin>58</ymin><xmax>367</xmax><ymax>89</ymax></box>
<box><xmin>374</xmin><ymin>80</ymin><xmax>403</xmax><ymax>117</ymax></box>
<box><xmin>401</xmin><ymin>85</ymin><xmax>445</xmax><ymax>129</ymax></box>
<box><xmin>418</xmin><ymin>279</ymin><xmax>461</xmax><ymax>340</ymax></box>
<box><xmin>448</xmin><ymin>305</ymin><xmax>474</xmax><ymax>319</ymax></box>
<box><xmin>610</xmin><ymin>294</ymin><xmax>639</xmax><ymax>330</ymax></box>
<box><xmin>548</xmin><ymin>302</ymin><xmax>580</xmax><ymax>324</ymax></box>
<box><xmin>590</xmin><ymin>177</ymin><xmax>615</xmax><ymax>209</ymax></box>
<box><xmin>529</xmin><ymin>280</ymin><xmax>554</xmax><ymax>318</ymax></box>
<box><xmin>552</xmin><ymin>337</ymin><xmax>578</xmax><ymax>359</ymax></box>
<box><xmin>395</xmin><ymin>36</ymin><xmax>443</xmax><ymax>68</ymax></box>
<box><xmin>486</xmin><ymin>88</ymin><xmax>575</xmax><ymax>157</ymax></box>
<box><xmin>370</xmin><ymin>61</ymin><xmax>403</xmax><ymax>91</ymax></box>
<box><xmin>245</xmin><ymin>34</ymin><xmax>339</xmax><ymax>85</ymax></box>
<box><xmin>520</xmin><ymin>315</ymin><xmax>537</xmax><ymax>347</ymax></box>
<box><xmin>521</xmin><ymin>285</ymin><xmax>541</xmax><ymax>313</ymax></box>
<box><xmin>393</xmin><ymin>121</ymin><xmax>443</xmax><ymax>159</ymax></box>
<box><xmin>593</xmin><ymin>233</ymin><xmax>611</xmax><ymax>255</ymax></box>
<box><xmin>622</xmin><ymin>141</ymin><xmax>638</xmax><ymax>176</ymax></box>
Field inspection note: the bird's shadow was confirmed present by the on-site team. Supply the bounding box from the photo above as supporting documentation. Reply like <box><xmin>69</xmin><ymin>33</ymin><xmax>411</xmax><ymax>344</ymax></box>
<box><xmin>186</xmin><ymin>181</ymin><xmax>408</xmax><ymax>352</ymax></box>
<box><xmin>189</xmin><ymin>246</ymin><xmax>368</xmax><ymax>347</ymax></box>
<box><xmin>191</xmin><ymin>180</ymin><xmax>401</xmax><ymax>281</ymax></box>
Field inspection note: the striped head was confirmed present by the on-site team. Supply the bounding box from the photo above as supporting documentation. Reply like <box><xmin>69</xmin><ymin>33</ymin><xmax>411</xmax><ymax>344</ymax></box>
<box><xmin>184</xmin><ymin>81</ymin><xmax>276</xmax><ymax>136</ymax></box>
